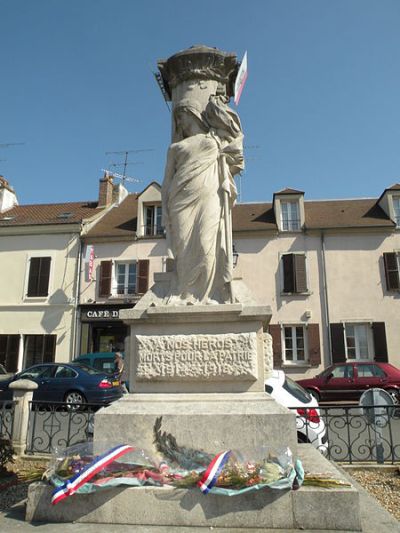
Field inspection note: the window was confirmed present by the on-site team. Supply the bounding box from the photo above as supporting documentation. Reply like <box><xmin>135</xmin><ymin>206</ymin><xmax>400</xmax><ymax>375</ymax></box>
<box><xmin>282</xmin><ymin>253</ymin><xmax>308</xmax><ymax>293</ymax></box>
<box><xmin>99</xmin><ymin>259</ymin><xmax>149</xmax><ymax>298</ymax></box>
<box><xmin>281</xmin><ymin>201</ymin><xmax>300</xmax><ymax>231</ymax></box>
<box><xmin>383</xmin><ymin>252</ymin><xmax>400</xmax><ymax>291</ymax></box>
<box><xmin>20</xmin><ymin>365</ymin><xmax>54</xmax><ymax>380</ymax></box>
<box><xmin>24</xmin><ymin>335</ymin><xmax>56</xmax><ymax>368</ymax></box>
<box><xmin>55</xmin><ymin>365</ymin><xmax>77</xmax><ymax>379</ymax></box>
<box><xmin>356</xmin><ymin>364</ymin><xmax>386</xmax><ymax>378</ymax></box>
<box><xmin>27</xmin><ymin>257</ymin><xmax>51</xmax><ymax>297</ymax></box>
<box><xmin>0</xmin><ymin>335</ymin><xmax>19</xmax><ymax>372</ymax></box>
<box><xmin>144</xmin><ymin>205</ymin><xmax>163</xmax><ymax>236</ymax></box>
<box><xmin>269</xmin><ymin>323</ymin><xmax>321</xmax><ymax>367</ymax></box>
<box><xmin>393</xmin><ymin>196</ymin><xmax>400</xmax><ymax>226</ymax></box>
<box><xmin>323</xmin><ymin>364</ymin><xmax>354</xmax><ymax>379</ymax></box>
<box><xmin>282</xmin><ymin>325</ymin><xmax>308</xmax><ymax>364</ymax></box>
<box><xmin>115</xmin><ymin>262</ymin><xmax>137</xmax><ymax>295</ymax></box>
<box><xmin>344</xmin><ymin>324</ymin><xmax>373</xmax><ymax>361</ymax></box>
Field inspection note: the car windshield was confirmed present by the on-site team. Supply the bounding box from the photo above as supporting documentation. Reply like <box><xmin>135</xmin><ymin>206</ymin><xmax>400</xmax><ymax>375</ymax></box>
<box><xmin>71</xmin><ymin>363</ymin><xmax>106</xmax><ymax>375</ymax></box>
<box><xmin>283</xmin><ymin>376</ymin><xmax>312</xmax><ymax>404</ymax></box>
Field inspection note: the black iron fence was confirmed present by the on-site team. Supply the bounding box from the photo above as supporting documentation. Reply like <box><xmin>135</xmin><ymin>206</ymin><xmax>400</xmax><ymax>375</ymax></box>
<box><xmin>25</xmin><ymin>401</ymin><xmax>104</xmax><ymax>455</ymax></box>
<box><xmin>291</xmin><ymin>403</ymin><xmax>400</xmax><ymax>464</ymax></box>
<box><xmin>19</xmin><ymin>401</ymin><xmax>400</xmax><ymax>463</ymax></box>
<box><xmin>0</xmin><ymin>401</ymin><xmax>15</xmax><ymax>440</ymax></box>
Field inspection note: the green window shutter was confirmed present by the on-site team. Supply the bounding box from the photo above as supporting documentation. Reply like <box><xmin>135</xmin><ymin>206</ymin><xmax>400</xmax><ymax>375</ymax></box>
<box><xmin>268</xmin><ymin>324</ymin><xmax>283</xmax><ymax>368</ymax></box>
<box><xmin>383</xmin><ymin>253</ymin><xmax>400</xmax><ymax>291</ymax></box>
<box><xmin>372</xmin><ymin>322</ymin><xmax>388</xmax><ymax>363</ymax></box>
<box><xmin>330</xmin><ymin>323</ymin><xmax>346</xmax><ymax>363</ymax></box>
<box><xmin>282</xmin><ymin>254</ymin><xmax>295</xmax><ymax>293</ymax></box>
<box><xmin>294</xmin><ymin>254</ymin><xmax>307</xmax><ymax>293</ymax></box>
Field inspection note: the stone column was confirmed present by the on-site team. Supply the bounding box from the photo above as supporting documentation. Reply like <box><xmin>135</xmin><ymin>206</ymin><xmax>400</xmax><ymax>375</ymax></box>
<box><xmin>9</xmin><ymin>379</ymin><xmax>38</xmax><ymax>455</ymax></box>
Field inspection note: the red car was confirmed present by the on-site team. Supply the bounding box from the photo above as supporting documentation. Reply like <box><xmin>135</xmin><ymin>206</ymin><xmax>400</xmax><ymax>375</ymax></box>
<box><xmin>297</xmin><ymin>362</ymin><xmax>400</xmax><ymax>403</ymax></box>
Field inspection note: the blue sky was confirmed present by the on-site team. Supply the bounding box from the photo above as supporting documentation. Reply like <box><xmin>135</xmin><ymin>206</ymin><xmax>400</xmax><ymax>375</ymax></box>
<box><xmin>1</xmin><ymin>0</ymin><xmax>400</xmax><ymax>205</ymax></box>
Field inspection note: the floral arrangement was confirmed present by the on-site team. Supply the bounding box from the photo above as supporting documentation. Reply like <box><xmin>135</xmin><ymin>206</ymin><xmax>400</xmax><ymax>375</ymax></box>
<box><xmin>45</xmin><ymin>417</ymin><xmax>349</xmax><ymax>505</ymax></box>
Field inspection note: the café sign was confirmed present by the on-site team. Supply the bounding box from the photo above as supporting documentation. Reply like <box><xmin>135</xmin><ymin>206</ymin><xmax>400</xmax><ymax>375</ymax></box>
<box><xmin>81</xmin><ymin>307</ymin><xmax>124</xmax><ymax>321</ymax></box>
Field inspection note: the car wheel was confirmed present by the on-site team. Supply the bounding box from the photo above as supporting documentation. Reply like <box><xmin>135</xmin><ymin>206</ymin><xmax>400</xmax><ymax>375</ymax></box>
<box><xmin>64</xmin><ymin>391</ymin><xmax>86</xmax><ymax>411</ymax></box>
<box><xmin>307</xmin><ymin>389</ymin><xmax>320</xmax><ymax>402</ymax></box>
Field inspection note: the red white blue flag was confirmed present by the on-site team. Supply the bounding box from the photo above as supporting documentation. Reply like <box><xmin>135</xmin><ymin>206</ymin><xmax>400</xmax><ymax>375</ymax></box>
<box><xmin>234</xmin><ymin>51</ymin><xmax>248</xmax><ymax>106</ymax></box>
<box><xmin>51</xmin><ymin>444</ymin><xmax>134</xmax><ymax>505</ymax></box>
<box><xmin>197</xmin><ymin>450</ymin><xmax>231</xmax><ymax>494</ymax></box>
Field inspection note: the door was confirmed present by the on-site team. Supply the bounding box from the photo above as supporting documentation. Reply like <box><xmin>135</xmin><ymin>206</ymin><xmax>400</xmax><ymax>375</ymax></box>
<box><xmin>322</xmin><ymin>364</ymin><xmax>355</xmax><ymax>401</ymax></box>
<box><xmin>354</xmin><ymin>363</ymin><xmax>387</xmax><ymax>398</ymax></box>
<box><xmin>18</xmin><ymin>365</ymin><xmax>55</xmax><ymax>402</ymax></box>
<box><xmin>45</xmin><ymin>365</ymin><xmax>80</xmax><ymax>402</ymax></box>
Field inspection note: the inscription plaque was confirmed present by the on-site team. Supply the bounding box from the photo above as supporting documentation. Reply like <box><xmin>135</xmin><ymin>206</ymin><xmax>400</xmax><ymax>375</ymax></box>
<box><xmin>135</xmin><ymin>332</ymin><xmax>258</xmax><ymax>381</ymax></box>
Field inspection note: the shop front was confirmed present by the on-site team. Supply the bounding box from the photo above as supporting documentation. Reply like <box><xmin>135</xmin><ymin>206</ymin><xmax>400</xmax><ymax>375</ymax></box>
<box><xmin>79</xmin><ymin>304</ymin><xmax>133</xmax><ymax>355</ymax></box>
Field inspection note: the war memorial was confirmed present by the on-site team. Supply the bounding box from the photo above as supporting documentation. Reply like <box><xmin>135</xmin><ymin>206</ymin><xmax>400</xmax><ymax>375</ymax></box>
<box><xmin>26</xmin><ymin>45</ymin><xmax>362</xmax><ymax>530</ymax></box>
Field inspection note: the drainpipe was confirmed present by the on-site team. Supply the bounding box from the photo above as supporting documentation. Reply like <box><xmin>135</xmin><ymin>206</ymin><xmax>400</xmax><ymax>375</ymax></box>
<box><xmin>71</xmin><ymin>234</ymin><xmax>84</xmax><ymax>360</ymax></box>
<box><xmin>320</xmin><ymin>232</ymin><xmax>332</xmax><ymax>365</ymax></box>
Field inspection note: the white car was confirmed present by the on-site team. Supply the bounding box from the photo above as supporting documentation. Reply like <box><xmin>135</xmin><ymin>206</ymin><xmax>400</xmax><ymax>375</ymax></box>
<box><xmin>265</xmin><ymin>370</ymin><xmax>328</xmax><ymax>454</ymax></box>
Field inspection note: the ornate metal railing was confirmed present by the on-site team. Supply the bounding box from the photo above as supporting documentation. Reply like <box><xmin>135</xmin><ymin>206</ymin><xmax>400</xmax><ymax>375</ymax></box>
<box><xmin>25</xmin><ymin>401</ymin><xmax>105</xmax><ymax>455</ymax></box>
<box><xmin>0</xmin><ymin>401</ymin><xmax>15</xmax><ymax>441</ymax></box>
<box><xmin>291</xmin><ymin>403</ymin><xmax>400</xmax><ymax>464</ymax></box>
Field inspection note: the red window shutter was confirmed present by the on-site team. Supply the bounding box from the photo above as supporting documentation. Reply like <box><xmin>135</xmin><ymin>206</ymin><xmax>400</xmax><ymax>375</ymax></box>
<box><xmin>294</xmin><ymin>254</ymin><xmax>307</xmax><ymax>292</ymax></box>
<box><xmin>307</xmin><ymin>324</ymin><xmax>321</xmax><ymax>366</ymax></box>
<box><xmin>137</xmin><ymin>259</ymin><xmax>149</xmax><ymax>294</ymax></box>
<box><xmin>282</xmin><ymin>254</ymin><xmax>295</xmax><ymax>293</ymax></box>
<box><xmin>330</xmin><ymin>323</ymin><xmax>346</xmax><ymax>363</ymax></box>
<box><xmin>383</xmin><ymin>253</ymin><xmax>400</xmax><ymax>291</ymax></box>
<box><xmin>268</xmin><ymin>324</ymin><xmax>282</xmax><ymax>368</ymax></box>
<box><xmin>372</xmin><ymin>322</ymin><xmax>388</xmax><ymax>362</ymax></box>
<box><xmin>99</xmin><ymin>261</ymin><xmax>112</xmax><ymax>297</ymax></box>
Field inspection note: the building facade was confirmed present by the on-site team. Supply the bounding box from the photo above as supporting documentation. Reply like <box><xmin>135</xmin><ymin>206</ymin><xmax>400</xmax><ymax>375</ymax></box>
<box><xmin>0</xmin><ymin>175</ymin><xmax>120</xmax><ymax>371</ymax></box>
<box><xmin>1</xmin><ymin>172</ymin><xmax>399</xmax><ymax>380</ymax></box>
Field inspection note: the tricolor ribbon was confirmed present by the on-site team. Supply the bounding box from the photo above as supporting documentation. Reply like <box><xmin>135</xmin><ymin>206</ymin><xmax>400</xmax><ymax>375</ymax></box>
<box><xmin>197</xmin><ymin>450</ymin><xmax>231</xmax><ymax>494</ymax></box>
<box><xmin>51</xmin><ymin>444</ymin><xmax>134</xmax><ymax>505</ymax></box>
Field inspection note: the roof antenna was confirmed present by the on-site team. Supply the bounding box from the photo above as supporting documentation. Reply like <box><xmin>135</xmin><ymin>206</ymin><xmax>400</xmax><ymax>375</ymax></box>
<box><xmin>105</xmin><ymin>148</ymin><xmax>154</xmax><ymax>186</ymax></box>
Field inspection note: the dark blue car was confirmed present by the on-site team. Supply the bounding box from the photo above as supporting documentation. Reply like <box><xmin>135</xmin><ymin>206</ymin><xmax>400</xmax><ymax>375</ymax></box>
<box><xmin>0</xmin><ymin>362</ymin><xmax>123</xmax><ymax>407</ymax></box>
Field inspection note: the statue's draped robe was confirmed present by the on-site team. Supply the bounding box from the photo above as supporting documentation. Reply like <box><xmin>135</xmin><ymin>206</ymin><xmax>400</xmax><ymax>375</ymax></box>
<box><xmin>162</xmin><ymin>132</ymin><xmax>236</xmax><ymax>304</ymax></box>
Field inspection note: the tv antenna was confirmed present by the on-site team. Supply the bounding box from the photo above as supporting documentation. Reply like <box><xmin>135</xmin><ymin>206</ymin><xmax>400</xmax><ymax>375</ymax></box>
<box><xmin>105</xmin><ymin>148</ymin><xmax>154</xmax><ymax>182</ymax></box>
<box><xmin>101</xmin><ymin>169</ymin><xmax>141</xmax><ymax>186</ymax></box>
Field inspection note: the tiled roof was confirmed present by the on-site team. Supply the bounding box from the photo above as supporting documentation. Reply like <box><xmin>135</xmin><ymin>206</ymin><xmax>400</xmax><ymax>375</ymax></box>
<box><xmin>386</xmin><ymin>183</ymin><xmax>400</xmax><ymax>191</ymax></box>
<box><xmin>85</xmin><ymin>194</ymin><xmax>395</xmax><ymax>238</ymax></box>
<box><xmin>234</xmin><ymin>198</ymin><xmax>393</xmax><ymax>232</ymax></box>
<box><xmin>85</xmin><ymin>194</ymin><xmax>138</xmax><ymax>238</ymax></box>
<box><xmin>0</xmin><ymin>201</ymin><xmax>100</xmax><ymax>227</ymax></box>
<box><xmin>304</xmin><ymin>198</ymin><xmax>393</xmax><ymax>229</ymax></box>
<box><xmin>233</xmin><ymin>202</ymin><xmax>276</xmax><ymax>231</ymax></box>
<box><xmin>274</xmin><ymin>187</ymin><xmax>304</xmax><ymax>195</ymax></box>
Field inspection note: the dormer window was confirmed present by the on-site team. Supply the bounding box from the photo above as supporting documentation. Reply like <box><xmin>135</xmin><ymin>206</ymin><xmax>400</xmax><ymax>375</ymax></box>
<box><xmin>393</xmin><ymin>196</ymin><xmax>400</xmax><ymax>227</ymax></box>
<box><xmin>273</xmin><ymin>188</ymin><xmax>305</xmax><ymax>232</ymax></box>
<box><xmin>144</xmin><ymin>205</ymin><xmax>163</xmax><ymax>236</ymax></box>
<box><xmin>281</xmin><ymin>201</ymin><xmax>300</xmax><ymax>231</ymax></box>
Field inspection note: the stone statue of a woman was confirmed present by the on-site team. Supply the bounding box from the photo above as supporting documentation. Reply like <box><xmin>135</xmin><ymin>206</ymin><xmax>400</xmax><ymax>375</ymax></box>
<box><xmin>162</xmin><ymin>95</ymin><xmax>244</xmax><ymax>305</ymax></box>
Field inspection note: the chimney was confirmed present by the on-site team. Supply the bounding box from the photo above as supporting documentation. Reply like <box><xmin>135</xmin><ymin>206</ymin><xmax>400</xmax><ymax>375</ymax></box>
<box><xmin>112</xmin><ymin>182</ymin><xmax>129</xmax><ymax>205</ymax></box>
<box><xmin>98</xmin><ymin>173</ymin><xmax>114</xmax><ymax>207</ymax></box>
<box><xmin>0</xmin><ymin>176</ymin><xmax>18</xmax><ymax>213</ymax></box>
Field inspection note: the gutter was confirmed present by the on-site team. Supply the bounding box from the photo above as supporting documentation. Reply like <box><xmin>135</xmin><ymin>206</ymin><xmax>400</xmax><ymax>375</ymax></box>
<box><xmin>71</xmin><ymin>232</ymin><xmax>84</xmax><ymax>360</ymax></box>
<box><xmin>320</xmin><ymin>232</ymin><xmax>332</xmax><ymax>365</ymax></box>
